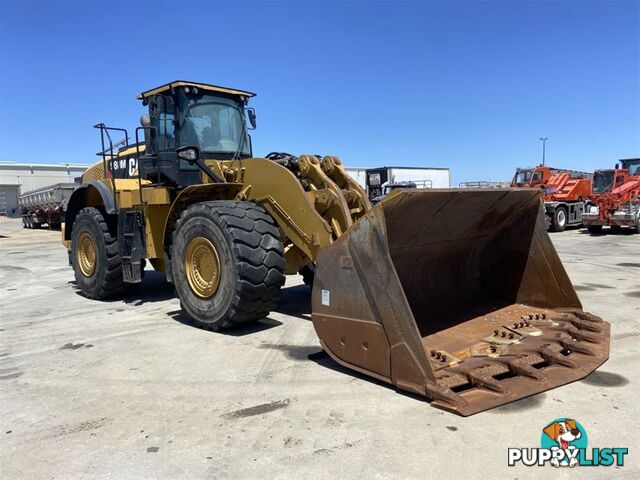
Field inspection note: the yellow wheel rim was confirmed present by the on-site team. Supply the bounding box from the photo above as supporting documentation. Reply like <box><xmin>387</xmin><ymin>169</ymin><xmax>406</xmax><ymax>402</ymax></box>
<box><xmin>185</xmin><ymin>236</ymin><xmax>221</xmax><ymax>298</ymax></box>
<box><xmin>77</xmin><ymin>231</ymin><xmax>97</xmax><ymax>277</ymax></box>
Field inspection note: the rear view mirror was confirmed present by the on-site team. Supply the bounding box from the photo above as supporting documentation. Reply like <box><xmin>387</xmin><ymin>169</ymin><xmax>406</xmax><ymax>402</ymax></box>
<box><xmin>140</xmin><ymin>114</ymin><xmax>151</xmax><ymax>127</ymax></box>
<box><xmin>247</xmin><ymin>108</ymin><xmax>256</xmax><ymax>129</ymax></box>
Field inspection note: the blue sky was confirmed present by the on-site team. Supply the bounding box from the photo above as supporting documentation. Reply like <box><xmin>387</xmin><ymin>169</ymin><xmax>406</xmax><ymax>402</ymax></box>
<box><xmin>0</xmin><ymin>0</ymin><xmax>638</xmax><ymax>184</ymax></box>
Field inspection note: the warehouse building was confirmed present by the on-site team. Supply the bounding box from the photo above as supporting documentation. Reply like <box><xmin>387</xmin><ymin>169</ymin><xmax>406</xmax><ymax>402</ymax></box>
<box><xmin>0</xmin><ymin>162</ymin><xmax>90</xmax><ymax>216</ymax></box>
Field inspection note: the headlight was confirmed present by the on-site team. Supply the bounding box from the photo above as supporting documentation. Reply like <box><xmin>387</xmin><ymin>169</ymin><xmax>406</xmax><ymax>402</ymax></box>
<box><xmin>589</xmin><ymin>206</ymin><xmax>599</xmax><ymax>214</ymax></box>
<box><xmin>178</xmin><ymin>148</ymin><xmax>198</xmax><ymax>161</ymax></box>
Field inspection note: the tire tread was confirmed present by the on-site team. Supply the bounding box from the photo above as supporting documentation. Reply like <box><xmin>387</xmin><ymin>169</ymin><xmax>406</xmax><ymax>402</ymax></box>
<box><xmin>172</xmin><ymin>201</ymin><xmax>285</xmax><ymax>330</ymax></box>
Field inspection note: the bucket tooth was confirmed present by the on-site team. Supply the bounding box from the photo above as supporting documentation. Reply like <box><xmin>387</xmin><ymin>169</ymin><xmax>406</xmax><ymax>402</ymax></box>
<box><xmin>566</xmin><ymin>327</ymin><xmax>601</xmax><ymax>344</ymax></box>
<box><xmin>568</xmin><ymin>317</ymin><xmax>604</xmax><ymax>334</ymax></box>
<box><xmin>449</xmin><ymin>365</ymin><xmax>508</xmax><ymax>393</ymax></box>
<box><xmin>496</xmin><ymin>357</ymin><xmax>545</xmax><ymax>381</ymax></box>
<box><xmin>551</xmin><ymin>309</ymin><xmax>605</xmax><ymax>329</ymax></box>
<box><xmin>561</xmin><ymin>308</ymin><xmax>606</xmax><ymax>324</ymax></box>
<box><xmin>558</xmin><ymin>340</ymin><xmax>597</xmax><ymax>357</ymax></box>
<box><xmin>539</xmin><ymin>347</ymin><xmax>578</xmax><ymax>368</ymax></box>
<box><xmin>425</xmin><ymin>381</ymin><xmax>468</xmax><ymax>409</ymax></box>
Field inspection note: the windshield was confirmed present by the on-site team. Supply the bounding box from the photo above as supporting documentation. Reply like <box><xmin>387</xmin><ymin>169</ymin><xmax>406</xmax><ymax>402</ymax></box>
<box><xmin>593</xmin><ymin>170</ymin><xmax>614</xmax><ymax>193</ymax></box>
<box><xmin>531</xmin><ymin>170</ymin><xmax>543</xmax><ymax>184</ymax></box>
<box><xmin>178</xmin><ymin>92</ymin><xmax>250</xmax><ymax>156</ymax></box>
<box><xmin>622</xmin><ymin>160</ymin><xmax>640</xmax><ymax>176</ymax></box>
<box><xmin>513</xmin><ymin>169</ymin><xmax>532</xmax><ymax>185</ymax></box>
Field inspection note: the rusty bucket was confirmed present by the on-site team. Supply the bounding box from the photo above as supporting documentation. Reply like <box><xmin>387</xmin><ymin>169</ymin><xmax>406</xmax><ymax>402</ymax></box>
<box><xmin>311</xmin><ymin>189</ymin><xmax>609</xmax><ymax>415</ymax></box>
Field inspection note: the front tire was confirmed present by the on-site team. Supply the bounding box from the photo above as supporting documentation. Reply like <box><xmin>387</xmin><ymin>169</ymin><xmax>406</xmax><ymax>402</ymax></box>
<box><xmin>70</xmin><ymin>207</ymin><xmax>124</xmax><ymax>299</ymax></box>
<box><xmin>171</xmin><ymin>201</ymin><xmax>285</xmax><ymax>331</ymax></box>
<box><xmin>550</xmin><ymin>207</ymin><xmax>567</xmax><ymax>232</ymax></box>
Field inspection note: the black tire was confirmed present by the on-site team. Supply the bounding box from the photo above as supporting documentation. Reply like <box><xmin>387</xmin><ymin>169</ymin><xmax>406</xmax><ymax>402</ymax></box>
<box><xmin>171</xmin><ymin>201</ymin><xmax>285</xmax><ymax>331</ymax></box>
<box><xmin>550</xmin><ymin>207</ymin><xmax>567</xmax><ymax>232</ymax></box>
<box><xmin>70</xmin><ymin>207</ymin><xmax>125</xmax><ymax>299</ymax></box>
<box><xmin>587</xmin><ymin>225</ymin><xmax>603</xmax><ymax>234</ymax></box>
<box><xmin>22</xmin><ymin>217</ymin><xmax>27</xmax><ymax>228</ymax></box>
<box><xmin>610</xmin><ymin>225</ymin><xmax>622</xmax><ymax>233</ymax></box>
<box><xmin>299</xmin><ymin>263</ymin><xmax>315</xmax><ymax>288</ymax></box>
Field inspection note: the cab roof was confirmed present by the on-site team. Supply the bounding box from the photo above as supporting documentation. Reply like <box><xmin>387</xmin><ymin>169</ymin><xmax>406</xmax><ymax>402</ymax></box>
<box><xmin>137</xmin><ymin>80</ymin><xmax>256</xmax><ymax>100</ymax></box>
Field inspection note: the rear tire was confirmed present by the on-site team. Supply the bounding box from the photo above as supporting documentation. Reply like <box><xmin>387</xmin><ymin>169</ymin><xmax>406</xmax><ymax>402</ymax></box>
<box><xmin>70</xmin><ymin>207</ymin><xmax>124</xmax><ymax>299</ymax></box>
<box><xmin>171</xmin><ymin>201</ymin><xmax>285</xmax><ymax>331</ymax></box>
<box><xmin>550</xmin><ymin>207</ymin><xmax>567</xmax><ymax>232</ymax></box>
<box><xmin>587</xmin><ymin>225</ymin><xmax>603</xmax><ymax>234</ymax></box>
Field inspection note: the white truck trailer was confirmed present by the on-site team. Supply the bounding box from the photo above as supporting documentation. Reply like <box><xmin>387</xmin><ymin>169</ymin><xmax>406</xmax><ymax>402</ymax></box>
<box><xmin>364</xmin><ymin>166</ymin><xmax>450</xmax><ymax>199</ymax></box>
<box><xmin>19</xmin><ymin>183</ymin><xmax>78</xmax><ymax>229</ymax></box>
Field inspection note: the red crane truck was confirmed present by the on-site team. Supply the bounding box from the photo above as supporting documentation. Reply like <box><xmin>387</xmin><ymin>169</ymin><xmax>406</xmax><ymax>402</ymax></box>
<box><xmin>582</xmin><ymin>158</ymin><xmax>640</xmax><ymax>234</ymax></box>
<box><xmin>511</xmin><ymin>165</ymin><xmax>592</xmax><ymax>231</ymax></box>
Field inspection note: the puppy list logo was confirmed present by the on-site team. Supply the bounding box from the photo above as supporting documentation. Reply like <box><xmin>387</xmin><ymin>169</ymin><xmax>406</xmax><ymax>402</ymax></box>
<box><xmin>508</xmin><ymin>418</ymin><xmax>628</xmax><ymax>467</ymax></box>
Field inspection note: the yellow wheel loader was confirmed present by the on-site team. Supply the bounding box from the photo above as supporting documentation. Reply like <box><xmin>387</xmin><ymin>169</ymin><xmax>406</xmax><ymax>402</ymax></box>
<box><xmin>64</xmin><ymin>81</ymin><xmax>609</xmax><ymax>415</ymax></box>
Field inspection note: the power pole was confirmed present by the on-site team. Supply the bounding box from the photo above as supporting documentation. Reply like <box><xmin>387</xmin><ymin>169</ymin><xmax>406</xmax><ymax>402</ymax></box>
<box><xmin>539</xmin><ymin>137</ymin><xmax>548</xmax><ymax>166</ymax></box>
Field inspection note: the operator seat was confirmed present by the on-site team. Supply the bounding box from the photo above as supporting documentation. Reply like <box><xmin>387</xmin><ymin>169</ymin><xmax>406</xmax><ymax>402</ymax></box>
<box><xmin>180</xmin><ymin>118</ymin><xmax>201</xmax><ymax>148</ymax></box>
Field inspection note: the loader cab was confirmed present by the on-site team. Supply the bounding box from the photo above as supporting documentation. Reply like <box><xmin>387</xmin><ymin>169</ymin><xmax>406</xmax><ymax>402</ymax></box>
<box><xmin>137</xmin><ymin>81</ymin><xmax>256</xmax><ymax>188</ymax></box>
<box><xmin>620</xmin><ymin>158</ymin><xmax>640</xmax><ymax>177</ymax></box>
<box><xmin>592</xmin><ymin>169</ymin><xmax>616</xmax><ymax>194</ymax></box>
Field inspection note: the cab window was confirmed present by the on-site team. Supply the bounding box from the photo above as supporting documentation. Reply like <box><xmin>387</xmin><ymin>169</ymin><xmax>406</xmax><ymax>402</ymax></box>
<box><xmin>532</xmin><ymin>171</ymin><xmax>543</xmax><ymax>184</ymax></box>
<box><xmin>152</xmin><ymin>95</ymin><xmax>176</xmax><ymax>151</ymax></box>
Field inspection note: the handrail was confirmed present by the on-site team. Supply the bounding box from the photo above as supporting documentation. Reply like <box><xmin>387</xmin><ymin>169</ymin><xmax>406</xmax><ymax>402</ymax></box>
<box><xmin>93</xmin><ymin>124</ymin><xmax>130</xmax><ymax>211</ymax></box>
<box><xmin>134</xmin><ymin>126</ymin><xmax>157</xmax><ymax>204</ymax></box>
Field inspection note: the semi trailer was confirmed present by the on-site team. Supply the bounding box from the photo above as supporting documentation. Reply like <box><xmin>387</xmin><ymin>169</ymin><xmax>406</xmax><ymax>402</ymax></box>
<box><xmin>20</xmin><ymin>183</ymin><xmax>78</xmax><ymax>229</ymax></box>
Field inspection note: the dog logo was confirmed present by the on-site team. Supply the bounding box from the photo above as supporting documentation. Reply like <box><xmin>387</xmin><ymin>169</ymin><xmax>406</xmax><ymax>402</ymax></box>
<box><xmin>508</xmin><ymin>417</ymin><xmax>628</xmax><ymax>467</ymax></box>
<box><xmin>542</xmin><ymin>419</ymin><xmax>585</xmax><ymax>467</ymax></box>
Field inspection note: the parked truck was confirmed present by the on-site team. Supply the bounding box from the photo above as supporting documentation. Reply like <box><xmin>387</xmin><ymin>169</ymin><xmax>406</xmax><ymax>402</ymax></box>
<box><xmin>365</xmin><ymin>166</ymin><xmax>448</xmax><ymax>199</ymax></box>
<box><xmin>543</xmin><ymin>173</ymin><xmax>593</xmax><ymax>232</ymax></box>
<box><xmin>20</xmin><ymin>183</ymin><xmax>78</xmax><ymax>229</ymax></box>
<box><xmin>370</xmin><ymin>180</ymin><xmax>432</xmax><ymax>204</ymax></box>
<box><xmin>511</xmin><ymin>165</ymin><xmax>590</xmax><ymax>188</ymax></box>
<box><xmin>582</xmin><ymin>158</ymin><xmax>640</xmax><ymax>234</ymax></box>
<box><xmin>511</xmin><ymin>165</ymin><xmax>592</xmax><ymax>232</ymax></box>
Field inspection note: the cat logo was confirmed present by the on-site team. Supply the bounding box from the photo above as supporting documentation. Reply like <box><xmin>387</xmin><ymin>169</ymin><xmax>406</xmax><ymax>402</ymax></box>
<box><xmin>109</xmin><ymin>157</ymin><xmax>137</xmax><ymax>179</ymax></box>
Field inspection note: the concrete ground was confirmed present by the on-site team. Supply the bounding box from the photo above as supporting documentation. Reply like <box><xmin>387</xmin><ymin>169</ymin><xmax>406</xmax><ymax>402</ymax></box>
<box><xmin>0</xmin><ymin>217</ymin><xmax>638</xmax><ymax>480</ymax></box>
